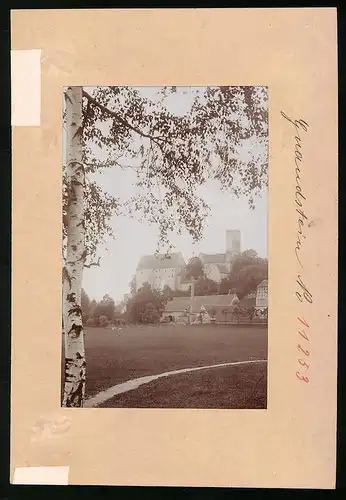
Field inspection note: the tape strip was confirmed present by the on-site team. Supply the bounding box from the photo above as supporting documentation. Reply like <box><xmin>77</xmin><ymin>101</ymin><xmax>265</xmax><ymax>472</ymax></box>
<box><xmin>11</xmin><ymin>49</ymin><xmax>41</xmax><ymax>126</ymax></box>
<box><xmin>12</xmin><ymin>466</ymin><xmax>69</xmax><ymax>485</ymax></box>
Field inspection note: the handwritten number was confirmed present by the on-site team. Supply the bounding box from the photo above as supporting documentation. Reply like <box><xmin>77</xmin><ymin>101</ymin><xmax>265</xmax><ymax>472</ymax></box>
<box><xmin>298</xmin><ymin>329</ymin><xmax>309</xmax><ymax>341</ymax></box>
<box><xmin>298</xmin><ymin>317</ymin><xmax>309</xmax><ymax>328</ymax></box>
<box><xmin>282</xmin><ymin>110</ymin><xmax>312</xmax><ymax>384</ymax></box>
<box><xmin>297</xmin><ymin>344</ymin><xmax>310</xmax><ymax>356</ymax></box>
<box><xmin>296</xmin><ymin>371</ymin><xmax>309</xmax><ymax>383</ymax></box>
<box><xmin>298</xmin><ymin>358</ymin><xmax>309</xmax><ymax>369</ymax></box>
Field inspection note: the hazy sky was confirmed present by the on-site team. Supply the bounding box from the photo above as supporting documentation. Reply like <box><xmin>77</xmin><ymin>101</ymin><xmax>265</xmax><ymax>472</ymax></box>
<box><xmin>77</xmin><ymin>87</ymin><xmax>268</xmax><ymax>303</ymax></box>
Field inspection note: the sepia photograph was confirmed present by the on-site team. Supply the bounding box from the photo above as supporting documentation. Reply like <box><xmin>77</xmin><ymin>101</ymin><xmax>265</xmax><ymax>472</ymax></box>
<box><xmin>11</xmin><ymin>8</ymin><xmax>337</xmax><ymax>488</ymax></box>
<box><xmin>62</xmin><ymin>85</ymin><xmax>268</xmax><ymax>409</ymax></box>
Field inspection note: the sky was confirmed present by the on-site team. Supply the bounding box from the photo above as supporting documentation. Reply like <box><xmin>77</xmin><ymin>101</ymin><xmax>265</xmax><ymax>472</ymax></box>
<box><xmin>71</xmin><ymin>87</ymin><xmax>268</xmax><ymax>303</ymax></box>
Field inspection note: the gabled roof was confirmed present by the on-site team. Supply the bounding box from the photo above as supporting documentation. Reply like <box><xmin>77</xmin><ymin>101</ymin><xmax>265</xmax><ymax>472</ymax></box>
<box><xmin>164</xmin><ymin>294</ymin><xmax>237</xmax><ymax>313</ymax></box>
<box><xmin>203</xmin><ymin>304</ymin><xmax>235</xmax><ymax>313</ymax></box>
<box><xmin>199</xmin><ymin>253</ymin><xmax>226</xmax><ymax>264</ymax></box>
<box><xmin>136</xmin><ymin>252</ymin><xmax>186</xmax><ymax>270</ymax></box>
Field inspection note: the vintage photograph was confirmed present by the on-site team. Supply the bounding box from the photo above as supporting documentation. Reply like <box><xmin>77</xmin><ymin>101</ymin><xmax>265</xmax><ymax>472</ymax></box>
<box><xmin>62</xmin><ymin>86</ymin><xmax>268</xmax><ymax>409</ymax></box>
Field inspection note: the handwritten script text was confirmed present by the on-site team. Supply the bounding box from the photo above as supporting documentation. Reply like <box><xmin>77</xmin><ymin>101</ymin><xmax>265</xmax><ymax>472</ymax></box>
<box><xmin>281</xmin><ymin>111</ymin><xmax>313</xmax><ymax>383</ymax></box>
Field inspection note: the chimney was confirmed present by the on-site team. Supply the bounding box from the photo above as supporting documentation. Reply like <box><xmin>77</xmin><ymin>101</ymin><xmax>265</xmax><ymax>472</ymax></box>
<box><xmin>190</xmin><ymin>279</ymin><xmax>195</xmax><ymax>303</ymax></box>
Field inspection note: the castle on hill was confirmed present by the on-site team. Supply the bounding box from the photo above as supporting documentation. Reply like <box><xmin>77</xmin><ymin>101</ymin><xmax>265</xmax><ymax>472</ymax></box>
<box><xmin>134</xmin><ymin>230</ymin><xmax>241</xmax><ymax>292</ymax></box>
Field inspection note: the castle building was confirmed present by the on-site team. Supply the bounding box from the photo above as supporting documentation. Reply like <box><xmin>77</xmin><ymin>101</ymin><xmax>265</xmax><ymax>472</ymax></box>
<box><xmin>134</xmin><ymin>230</ymin><xmax>241</xmax><ymax>292</ymax></box>
<box><xmin>198</xmin><ymin>230</ymin><xmax>241</xmax><ymax>282</ymax></box>
<box><xmin>135</xmin><ymin>252</ymin><xmax>186</xmax><ymax>292</ymax></box>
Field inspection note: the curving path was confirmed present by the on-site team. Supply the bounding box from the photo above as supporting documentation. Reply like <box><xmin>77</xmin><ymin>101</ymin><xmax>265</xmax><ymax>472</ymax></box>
<box><xmin>84</xmin><ymin>359</ymin><xmax>267</xmax><ymax>408</ymax></box>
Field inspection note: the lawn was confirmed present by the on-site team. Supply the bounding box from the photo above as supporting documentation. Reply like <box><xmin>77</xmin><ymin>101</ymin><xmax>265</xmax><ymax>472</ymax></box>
<box><xmin>98</xmin><ymin>361</ymin><xmax>267</xmax><ymax>409</ymax></box>
<box><xmin>61</xmin><ymin>323</ymin><xmax>267</xmax><ymax>405</ymax></box>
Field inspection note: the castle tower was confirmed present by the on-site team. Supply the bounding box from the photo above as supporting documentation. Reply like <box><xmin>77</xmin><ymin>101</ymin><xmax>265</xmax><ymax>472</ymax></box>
<box><xmin>226</xmin><ymin>230</ymin><xmax>241</xmax><ymax>265</ymax></box>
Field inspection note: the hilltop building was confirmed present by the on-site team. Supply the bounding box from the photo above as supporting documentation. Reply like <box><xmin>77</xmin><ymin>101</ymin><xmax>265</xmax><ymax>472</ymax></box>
<box><xmin>134</xmin><ymin>230</ymin><xmax>242</xmax><ymax>293</ymax></box>
<box><xmin>198</xmin><ymin>229</ymin><xmax>241</xmax><ymax>282</ymax></box>
<box><xmin>135</xmin><ymin>252</ymin><xmax>186</xmax><ymax>292</ymax></box>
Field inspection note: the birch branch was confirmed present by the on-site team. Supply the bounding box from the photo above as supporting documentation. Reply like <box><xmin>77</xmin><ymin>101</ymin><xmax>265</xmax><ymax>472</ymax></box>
<box><xmin>84</xmin><ymin>257</ymin><xmax>101</xmax><ymax>268</ymax></box>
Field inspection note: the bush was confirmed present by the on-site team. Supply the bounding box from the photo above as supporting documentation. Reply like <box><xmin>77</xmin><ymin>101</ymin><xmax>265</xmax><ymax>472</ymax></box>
<box><xmin>245</xmin><ymin>307</ymin><xmax>256</xmax><ymax>322</ymax></box>
<box><xmin>99</xmin><ymin>315</ymin><xmax>109</xmax><ymax>327</ymax></box>
<box><xmin>140</xmin><ymin>303</ymin><xmax>160</xmax><ymax>324</ymax></box>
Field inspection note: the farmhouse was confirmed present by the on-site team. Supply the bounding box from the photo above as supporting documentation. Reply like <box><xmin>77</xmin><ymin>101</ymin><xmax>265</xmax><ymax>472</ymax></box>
<box><xmin>162</xmin><ymin>294</ymin><xmax>237</xmax><ymax>323</ymax></box>
<box><xmin>202</xmin><ymin>304</ymin><xmax>235</xmax><ymax>323</ymax></box>
<box><xmin>256</xmin><ymin>279</ymin><xmax>268</xmax><ymax>309</ymax></box>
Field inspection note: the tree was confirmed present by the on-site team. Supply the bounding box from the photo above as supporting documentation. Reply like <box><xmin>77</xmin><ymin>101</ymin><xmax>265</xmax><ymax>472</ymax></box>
<box><xmin>246</xmin><ymin>306</ymin><xmax>256</xmax><ymax>323</ymax></box>
<box><xmin>88</xmin><ymin>299</ymin><xmax>97</xmax><ymax>324</ymax></box>
<box><xmin>162</xmin><ymin>285</ymin><xmax>173</xmax><ymax>301</ymax></box>
<box><xmin>99</xmin><ymin>315</ymin><xmax>109</xmax><ymax>327</ymax></box>
<box><xmin>209</xmin><ymin>308</ymin><xmax>217</xmax><ymax>320</ymax></box>
<box><xmin>94</xmin><ymin>294</ymin><xmax>116</xmax><ymax>322</ymax></box>
<box><xmin>184</xmin><ymin>256</ymin><xmax>205</xmax><ymax>281</ymax></box>
<box><xmin>62</xmin><ymin>86</ymin><xmax>86</xmax><ymax>407</ymax></box>
<box><xmin>194</xmin><ymin>277</ymin><xmax>219</xmax><ymax>296</ymax></box>
<box><xmin>81</xmin><ymin>288</ymin><xmax>90</xmax><ymax>321</ymax></box>
<box><xmin>229</xmin><ymin>250</ymin><xmax>259</xmax><ymax>283</ymax></box>
<box><xmin>219</xmin><ymin>278</ymin><xmax>231</xmax><ymax>295</ymax></box>
<box><xmin>218</xmin><ymin>250</ymin><xmax>264</xmax><ymax>297</ymax></box>
<box><xmin>241</xmin><ymin>249</ymin><xmax>258</xmax><ymax>260</ymax></box>
<box><xmin>236</xmin><ymin>263</ymin><xmax>268</xmax><ymax>299</ymax></box>
<box><xmin>129</xmin><ymin>275</ymin><xmax>137</xmax><ymax>295</ymax></box>
<box><xmin>62</xmin><ymin>85</ymin><xmax>268</xmax><ymax>406</ymax></box>
<box><xmin>222</xmin><ymin>250</ymin><xmax>268</xmax><ymax>299</ymax></box>
<box><xmin>162</xmin><ymin>284</ymin><xmax>189</xmax><ymax>299</ymax></box>
<box><xmin>219</xmin><ymin>278</ymin><xmax>238</xmax><ymax>295</ymax></box>
<box><xmin>140</xmin><ymin>302</ymin><xmax>161</xmax><ymax>324</ymax></box>
<box><xmin>127</xmin><ymin>282</ymin><xmax>166</xmax><ymax>324</ymax></box>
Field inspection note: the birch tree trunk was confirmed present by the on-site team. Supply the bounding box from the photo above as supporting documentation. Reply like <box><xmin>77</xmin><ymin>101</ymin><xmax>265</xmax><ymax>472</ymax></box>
<box><xmin>62</xmin><ymin>86</ymin><xmax>86</xmax><ymax>407</ymax></box>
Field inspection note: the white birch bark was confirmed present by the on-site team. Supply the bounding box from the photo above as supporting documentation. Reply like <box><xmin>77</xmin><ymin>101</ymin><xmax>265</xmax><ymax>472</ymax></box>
<box><xmin>62</xmin><ymin>86</ymin><xmax>86</xmax><ymax>407</ymax></box>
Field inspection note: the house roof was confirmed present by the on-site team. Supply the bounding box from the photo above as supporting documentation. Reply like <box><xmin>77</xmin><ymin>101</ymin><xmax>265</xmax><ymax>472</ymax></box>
<box><xmin>203</xmin><ymin>304</ymin><xmax>235</xmax><ymax>313</ymax></box>
<box><xmin>164</xmin><ymin>294</ymin><xmax>237</xmax><ymax>313</ymax></box>
<box><xmin>136</xmin><ymin>252</ymin><xmax>186</xmax><ymax>270</ymax></box>
<box><xmin>257</xmin><ymin>279</ymin><xmax>268</xmax><ymax>288</ymax></box>
<box><xmin>199</xmin><ymin>253</ymin><xmax>226</xmax><ymax>264</ymax></box>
